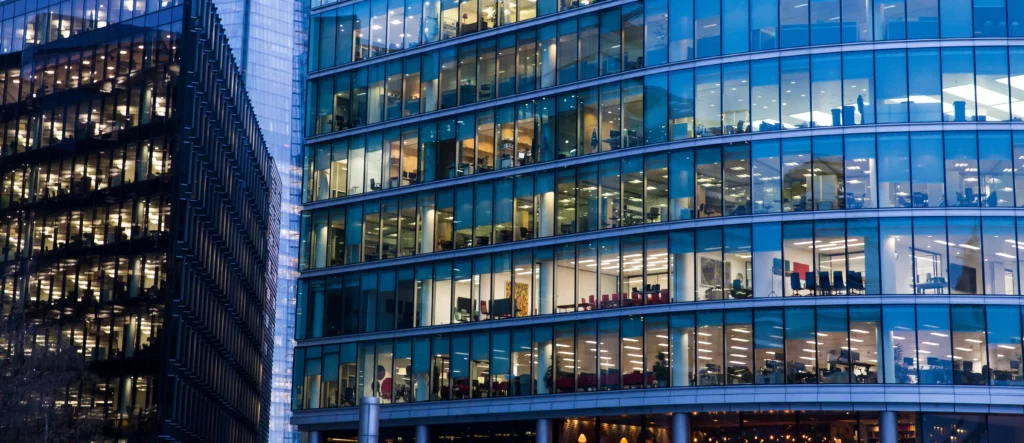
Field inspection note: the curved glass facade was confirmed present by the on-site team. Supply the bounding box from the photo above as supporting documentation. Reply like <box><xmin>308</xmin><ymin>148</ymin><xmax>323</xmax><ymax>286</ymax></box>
<box><xmin>295</xmin><ymin>0</ymin><xmax>1024</xmax><ymax>440</ymax></box>
<box><xmin>303</xmin><ymin>46</ymin><xmax>1024</xmax><ymax>203</ymax></box>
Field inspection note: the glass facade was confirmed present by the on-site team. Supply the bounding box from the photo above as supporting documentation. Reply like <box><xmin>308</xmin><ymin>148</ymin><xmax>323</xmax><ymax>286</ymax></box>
<box><xmin>0</xmin><ymin>0</ymin><xmax>279</xmax><ymax>441</ymax></box>
<box><xmin>304</xmin><ymin>47</ymin><xmax>1024</xmax><ymax>202</ymax></box>
<box><xmin>295</xmin><ymin>303</ymin><xmax>1022</xmax><ymax>408</ymax></box>
<box><xmin>295</xmin><ymin>0</ymin><xmax>1024</xmax><ymax>439</ymax></box>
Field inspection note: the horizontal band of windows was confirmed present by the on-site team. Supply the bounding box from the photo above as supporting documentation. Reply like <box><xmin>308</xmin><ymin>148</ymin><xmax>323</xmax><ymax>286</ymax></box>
<box><xmin>300</xmin><ymin>130</ymin><xmax>1024</xmax><ymax>271</ymax></box>
<box><xmin>303</xmin><ymin>46</ymin><xmax>1024</xmax><ymax>207</ymax></box>
<box><xmin>307</xmin><ymin>0</ymin><xmax>1024</xmax><ymax>82</ymax></box>
<box><xmin>298</xmin><ymin>215</ymin><xmax>1024</xmax><ymax>341</ymax></box>
<box><xmin>291</xmin><ymin>303</ymin><xmax>1024</xmax><ymax>410</ymax></box>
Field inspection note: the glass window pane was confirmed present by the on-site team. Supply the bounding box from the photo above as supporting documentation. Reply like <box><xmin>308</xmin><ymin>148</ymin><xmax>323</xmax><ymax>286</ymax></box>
<box><xmin>844</xmin><ymin>134</ymin><xmax>876</xmax><ymax>209</ymax></box>
<box><xmin>669</xmin><ymin>0</ymin><xmax>694</xmax><ymax>61</ymax></box>
<box><xmin>753</xmin><ymin>222</ymin><xmax>783</xmax><ymax>298</ymax></box>
<box><xmin>785</xmin><ymin>307</ymin><xmax>816</xmax><ymax>383</ymax></box>
<box><xmin>875</xmin><ymin>0</ymin><xmax>906</xmax><ymax>40</ymax></box>
<box><xmin>781</xmin><ymin>137</ymin><xmax>811</xmax><ymax>212</ymax></box>
<box><xmin>982</xmin><ymin>217</ymin><xmax>1018</xmax><ymax>295</ymax></box>
<box><xmin>945</xmin><ymin>131</ymin><xmax>980</xmax><ymax>207</ymax></box>
<box><xmin>696</xmin><ymin>311</ymin><xmax>724</xmax><ymax>386</ymax></box>
<box><xmin>906</xmin><ymin>0</ymin><xmax>939</xmax><ymax>39</ymax></box>
<box><xmin>817</xmin><ymin>306</ymin><xmax>849</xmax><ymax>384</ymax></box>
<box><xmin>883</xmin><ymin>305</ymin><xmax>918</xmax><ymax>384</ymax></box>
<box><xmin>645</xmin><ymin>0</ymin><xmax>668</xmax><ymax>65</ymax></box>
<box><xmin>947</xmin><ymin>217</ymin><xmax>982</xmax><ymax>295</ymax></box>
<box><xmin>908</xmin><ymin>48</ymin><xmax>942</xmax><ymax>122</ymax></box>
<box><xmin>875</xmin><ymin>50</ymin><xmax>908</xmax><ymax>124</ymax></box>
<box><xmin>848</xmin><ymin>218</ymin><xmax>881</xmax><ymax>295</ymax></box>
<box><xmin>750</xmin><ymin>0</ymin><xmax>778</xmax><ymax>50</ymax></box>
<box><xmin>940</xmin><ymin>0</ymin><xmax>972</xmax><ymax>37</ymax></box>
<box><xmin>911</xmin><ymin>132</ymin><xmax>945</xmax><ymax>208</ymax></box>
<box><xmin>780</xmin><ymin>0</ymin><xmax>809</xmax><ymax>48</ymax></box>
<box><xmin>694</xmin><ymin>0</ymin><xmax>720</xmax><ymax>58</ymax></box>
<box><xmin>644</xmin><ymin>74</ymin><xmax>669</xmax><ymax>144</ymax></box>
<box><xmin>951</xmin><ymin>305</ymin><xmax>987</xmax><ymax>385</ymax></box>
<box><xmin>754</xmin><ymin>308</ymin><xmax>784</xmax><ymax>384</ymax></box>
<box><xmin>912</xmin><ymin>217</ymin><xmax>949</xmax><ymax>295</ymax></box>
<box><xmin>941</xmin><ymin>47</ymin><xmax>977</xmax><ymax>122</ymax></box>
<box><xmin>696</xmin><ymin>147</ymin><xmax>722</xmax><ymax>217</ymax></box>
<box><xmin>723</xmin><ymin>143</ymin><xmax>752</xmax><ymax>216</ymax></box>
<box><xmin>781</xmin><ymin>56</ymin><xmax>810</xmax><ymax>129</ymax></box>
<box><xmin>812</xmin><ymin>136</ymin><xmax>843</xmax><ymax>210</ymax></box>
<box><xmin>669</xmin><ymin>69</ymin><xmax>695</xmax><ymax>140</ymax></box>
<box><xmin>987</xmin><ymin>306</ymin><xmax>1023</xmax><ymax>386</ymax></box>
<box><xmin>979</xmin><ymin>131</ymin><xmax>1013</xmax><ymax>207</ymax></box>
<box><xmin>809</xmin><ymin>0</ymin><xmax>839</xmax><ymax>45</ymax></box>
<box><xmin>783</xmin><ymin>221</ymin><xmax>813</xmax><ymax>297</ymax></box>
<box><xmin>724</xmin><ymin>309</ymin><xmax>753</xmax><ymax>385</ymax></box>
<box><xmin>849</xmin><ymin>306</ymin><xmax>882</xmax><ymax>384</ymax></box>
<box><xmin>696</xmin><ymin>226</ymin><xmax>723</xmax><ymax>301</ymax></box>
<box><xmin>724</xmin><ymin>224</ymin><xmax>752</xmax><ymax>299</ymax></box>
<box><xmin>751</xmin><ymin>59</ymin><xmax>781</xmax><ymax>132</ymax></box>
<box><xmin>878</xmin><ymin>133</ymin><xmax>911</xmax><ymax>208</ymax></box>
<box><xmin>916</xmin><ymin>305</ymin><xmax>952</xmax><ymax>385</ymax></box>
<box><xmin>880</xmin><ymin>217</ymin><xmax>914</xmax><ymax>294</ymax></box>
<box><xmin>722</xmin><ymin>0</ymin><xmax>748</xmax><ymax>54</ymax></box>
<box><xmin>749</xmin><ymin>141</ymin><xmax>782</xmax><ymax>214</ymax></box>
<box><xmin>723</xmin><ymin>63</ymin><xmax>749</xmax><ymax>134</ymax></box>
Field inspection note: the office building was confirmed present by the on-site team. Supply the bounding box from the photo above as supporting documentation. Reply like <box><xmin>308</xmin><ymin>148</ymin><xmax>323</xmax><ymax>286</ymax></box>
<box><xmin>0</xmin><ymin>0</ymin><xmax>280</xmax><ymax>440</ymax></box>
<box><xmin>294</xmin><ymin>0</ymin><xmax>1024</xmax><ymax>441</ymax></box>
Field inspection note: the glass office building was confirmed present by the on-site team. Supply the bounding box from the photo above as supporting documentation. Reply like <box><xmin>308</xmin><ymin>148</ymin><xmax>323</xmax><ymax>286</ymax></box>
<box><xmin>0</xmin><ymin>0</ymin><xmax>280</xmax><ymax>440</ymax></box>
<box><xmin>294</xmin><ymin>0</ymin><xmax>1024</xmax><ymax>441</ymax></box>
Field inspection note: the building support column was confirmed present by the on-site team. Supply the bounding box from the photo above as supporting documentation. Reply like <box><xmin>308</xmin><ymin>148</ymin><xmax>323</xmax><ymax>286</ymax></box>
<box><xmin>416</xmin><ymin>424</ymin><xmax>429</xmax><ymax>443</ymax></box>
<box><xmin>672</xmin><ymin>412</ymin><xmax>690</xmax><ymax>443</ymax></box>
<box><xmin>536</xmin><ymin>418</ymin><xmax>552</xmax><ymax>443</ymax></box>
<box><xmin>358</xmin><ymin>396</ymin><xmax>380</xmax><ymax>443</ymax></box>
<box><xmin>880</xmin><ymin>411</ymin><xmax>897</xmax><ymax>443</ymax></box>
<box><xmin>308</xmin><ymin>431</ymin><xmax>321</xmax><ymax>443</ymax></box>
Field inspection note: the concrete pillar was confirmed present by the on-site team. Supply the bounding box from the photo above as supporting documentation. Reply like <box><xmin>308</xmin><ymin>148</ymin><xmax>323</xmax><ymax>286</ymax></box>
<box><xmin>308</xmin><ymin>431</ymin><xmax>322</xmax><ymax>443</ymax></box>
<box><xmin>879</xmin><ymin>411</ymin><xmax>897</xmax><ymax>443</ymax></box>
<box><xmin>672</xmin><ymin>413</ymin><xmax>690</xmax><ymax>443</ymax></box>
<box><xmin>671</xmin><ymin>329</ymin><xmax>692</xmax><ymax>386</ymax></box>
<box><xmin>536</xmin><ymin>418</ymin><xmax>552</xmax><ymax>443</ymax></box>
<box><xmin>416</xmin><ymin>424</ymin><xmax>429</xmax><ymax>443</ymax></box>
<box><xmin>358</xmin><ymin>396</ymin><xmax>380</xmax><ymax>443</ymax></box>
<box><xmin>536</xmin><ymin>341</ymin><xmax>552</xmax><ymax>394</ymax></box>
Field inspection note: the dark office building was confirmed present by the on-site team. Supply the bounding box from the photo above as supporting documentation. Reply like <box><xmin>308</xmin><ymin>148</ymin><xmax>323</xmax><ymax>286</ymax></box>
<box><xmin>0</xmin><ymin>0</ymin><xmax>279</xmax><ymax>441</ymax></box>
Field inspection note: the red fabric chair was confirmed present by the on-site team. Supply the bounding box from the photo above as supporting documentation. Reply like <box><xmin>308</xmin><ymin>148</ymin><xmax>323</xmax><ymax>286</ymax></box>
<box><xmin>380</xmin><ymin>378</ymin><xmax>393</xmax><ymax>400</ymax></box>
<box><xmin>589</xmin><ymin>295</ymin><xmax>596</xmax><ymax>307</ymax></box>
<box><xmin>612</xmin><ymin>293</ymin><xmax>620</xmax><ymax>307</ymax></box>
<box><xmin>580</xmin><ymin>297</ymin><xmax>588</xmax><ymax>311</ymax></box>
<box><xmin>480</xmin><ymin>300</ymin><xmax>489</xmax><ymax>317</ymax></box>
<box><xmin>601</xmin><ymin>294</ymin><xmax>610</xmax><ymax>308</ymax></box>
<box><xmin>632</xmin><ymin>292</ymin><xmax>642</xmax><ymax>306</ymax></box>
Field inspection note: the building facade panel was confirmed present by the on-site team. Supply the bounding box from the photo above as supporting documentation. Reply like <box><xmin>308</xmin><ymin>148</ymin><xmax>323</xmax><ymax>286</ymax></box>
<box><xmin>295</xmin><ymin>0</ymin><xmax>1024</xmax><ymax>441</ymax></box>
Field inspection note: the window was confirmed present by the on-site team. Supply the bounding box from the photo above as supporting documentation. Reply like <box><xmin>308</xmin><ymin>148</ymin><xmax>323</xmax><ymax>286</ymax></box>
<box><xmin>668</xmin><ymin>69</ymin><xmax>695</xmax><ymax>140</ymax></box>
<box><xmin>694</xmin><ymin>0</ymin><xmax>720</xmax><ymax>58</ymax></box>
<box><xmin>883</xmin><ymin>305</ymin><xmax>917</xmax><ymax>384</ymax></box>
<box><xmin>986</xmin><ymin>306</ymin><xmax>1023</xmax><ymax>386</ymax></box>
<box><xmin>696</xmin><ymin>311</ymin><xmax>724</xmax><ymax>386</ymax></box>
<box><xmin>751</xmin><ymin>59</ymin><xmax>780</xmax><ymax>132</ymax></box>
<box><xmin>669</xmin><ymin>0</ymin><xmax>694</xmax><ymax>61</ymax></box>
<box><xmin>645</xmin><ymin>0</ymin><xmax>668</xmax><ymax>65</ymax></box>
<box><xmin>907</xmin><ymin>48</ymin><xmax>942</xmax><ymax>122</ymax></box>
<box><xmin>722</xmin><ymin>0</ymin><xmax>748</xmax><ymax>54</ymax></box>
<box><xmin>877</xmin><ymin>133</ymin><xmax>911</xmax><ymax>208</ymax></box>
<box><xmin>695</xmin><ymin>65</ymin><xmax>721</xmax><ymax>137</ymax></box>
<box><xmin>916</xmin><ymin>305</ymin><xmax>952</xmax><ymax>384</ymax></box>
<box><xmin>785</xmin><ymin>307</ymin><xmax>816</xmax><ymax>383</ymax></box>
